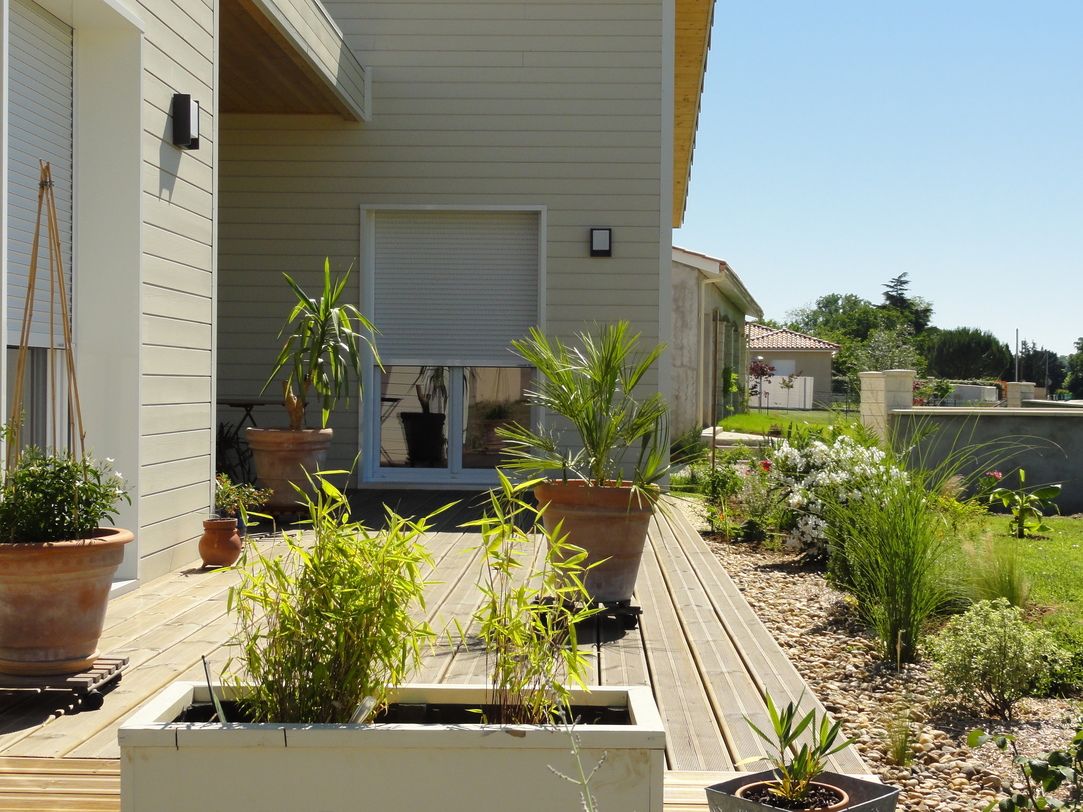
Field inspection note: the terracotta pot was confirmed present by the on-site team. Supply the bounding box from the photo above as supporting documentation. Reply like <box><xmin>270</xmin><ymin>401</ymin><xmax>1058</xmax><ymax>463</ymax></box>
<box><xmin>246</xmin><ymin>427</ymin><xmax>333</xmax><ymax>513</ymax></box>
<box><xmin>534</xmin><ymin>481</ymin><xmax>653</xmax><ymax>603</ymax></box>
<box><xmin>734</xmin><ymin>780</ymin><xmax>850</xmax><ymax>811</ymax></box>
<box><xmin>199</xmin><ymin>518</ymin><xmax>241</xmax><ymax>568</ymax></box>
<box><xmin>0</xmin><ymin>527</ymin><xmax>134</xmax><ymax>676</ymax></box>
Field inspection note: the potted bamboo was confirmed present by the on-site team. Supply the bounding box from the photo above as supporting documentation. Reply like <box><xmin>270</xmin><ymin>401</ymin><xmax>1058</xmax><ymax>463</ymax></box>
<box><xmin>0</xmin><ymin>447</ymin><xmax>131</xmax><ymax>676</ymax></box>
<box><xmin>497</xmin><ymin>321</ymin><xmax>670</xmax><ymax>605</ymax></box>
<box><xmin>246</xmin><ymin>259</ymin><xmax>379</xmax><ymax>513</ymax></box>
<box><xmin>119</xmin><ymin>475</ymin><xmax>665</xmax><ymax>812</ymax></box>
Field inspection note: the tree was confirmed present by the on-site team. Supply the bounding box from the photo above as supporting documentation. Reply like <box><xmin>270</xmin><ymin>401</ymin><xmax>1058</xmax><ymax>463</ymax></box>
<box><xmin>1016</xmin><ymin>340</ymin><xmax>1066</xmax><ymax>392</ymax></box>
<box><xmin>879</xmin><ymin>272</ymin><xmax>933</xmax><ymax>334</ymax></box>
<box><xmin>852</xmin><ymin>325</ymin><xmax>925</xmax><ymax>377</ymax></box>
<box><xmin>923</xmin><ymin>327</ymin><xmax>1012</xmax><ymax>380</ymax></box>
<box><xmin>1065</xmin><ymin>338</ymin><xmax>1083</xmax><ymax>398</ymax></box>
<box><xmin>786</xmin><ymin>293</ymin><xmax>886</xmax><ymax>342</ymax></box>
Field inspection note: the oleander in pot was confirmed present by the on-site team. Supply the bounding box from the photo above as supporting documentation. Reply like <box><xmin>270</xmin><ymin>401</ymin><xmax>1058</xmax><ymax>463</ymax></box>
<box><xmin>0</xmin><ymin>447</ymin><xmax>132</xmax><ymax>676</ymax></box>
<box><xmin>247</xmin><ymin>258</ymin><xmax>379</xmax><ymax>513</ymax></box>
<box><xmin>497</xmin><ymin>321</ymin><xmax>670</xmax><ymax>605</ymax></box>
<box><xmin>705</xmin><ymin>695</ymin><xmax>899</xmax><ymax>812</ymax></box>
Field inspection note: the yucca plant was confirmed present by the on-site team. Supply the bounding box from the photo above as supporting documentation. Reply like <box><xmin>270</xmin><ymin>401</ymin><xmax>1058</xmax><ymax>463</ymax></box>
<box><xmin>264</xmin><ymin>258</ymin><xmax>380</xmax><ymax>430</ymax></box>
<box><xmin>496</xmin><ymin>321</ymin><xmax>669</xmax><ymax>499</ymax></box>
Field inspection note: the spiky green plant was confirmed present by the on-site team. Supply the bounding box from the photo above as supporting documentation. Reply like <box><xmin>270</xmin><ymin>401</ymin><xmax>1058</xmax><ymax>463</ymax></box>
<box><xmin>496</xmin><ymin>321</ymin><xmax>669</xmax><ymax>500</ymax></box>
<box><xmin>264</xmin><ymin>258</ymin><xmax>380</xmax><ymax>430</ymax></box>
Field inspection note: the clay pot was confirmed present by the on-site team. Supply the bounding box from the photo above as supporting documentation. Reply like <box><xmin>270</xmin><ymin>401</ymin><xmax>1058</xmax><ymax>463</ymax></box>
<box><xmin>246</xmin><ymin>427</ymin><xmax>333</xmax><ymax>513</ymax></box>
<box><xmin>199</xmin><ymin>518</ymin><xmax>242</xmax><ymax>568</ymax></box>
<box><xmin>0</xmin><ymin>527</ymin><xmax>134</xmax><ymax>676</ymax></box>
<box><xmin>534</xmin><ymin>481</ymin><xmax>654</xmax><ymax>604</ymax></box>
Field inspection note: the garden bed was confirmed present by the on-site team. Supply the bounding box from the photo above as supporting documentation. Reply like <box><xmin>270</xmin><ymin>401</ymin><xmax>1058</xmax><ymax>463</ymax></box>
<box><xmin>685</xmin><ymin>501</ymin><xmax>1081</xmax><ymax>811</ymax></box>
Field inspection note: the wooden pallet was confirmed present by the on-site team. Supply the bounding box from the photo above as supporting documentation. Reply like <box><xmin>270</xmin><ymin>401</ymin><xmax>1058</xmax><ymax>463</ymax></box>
<box><xmin>0</xmin><ymin>658</ymin><xmax>127</xmax><ymax>713</ymax></box>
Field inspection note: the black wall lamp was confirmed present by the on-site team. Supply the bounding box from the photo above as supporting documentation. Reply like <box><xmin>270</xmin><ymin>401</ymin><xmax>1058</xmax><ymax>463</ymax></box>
<box><xmin>171</xmin><ymin>94</ymin><xmax>200</xmax><ymax>150</ymax></box>
<box><xmin>590</xmin><ymin>227</ymin><xmax>612</xmax><ymax>257</ymax></box>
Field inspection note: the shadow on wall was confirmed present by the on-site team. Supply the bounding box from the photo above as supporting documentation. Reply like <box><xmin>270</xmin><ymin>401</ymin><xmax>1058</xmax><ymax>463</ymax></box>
<box><xmin>891</xmin><ymin>410</ymin><xmax>1082</xmax><ymax>514</ymax></box>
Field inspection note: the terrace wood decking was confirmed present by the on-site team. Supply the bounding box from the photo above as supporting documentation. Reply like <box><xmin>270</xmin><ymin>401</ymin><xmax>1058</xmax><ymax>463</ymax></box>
<box><xmin>0</xmin><ymin>491</ymin><xmax>866</xmax><ymax>809</ymax></box>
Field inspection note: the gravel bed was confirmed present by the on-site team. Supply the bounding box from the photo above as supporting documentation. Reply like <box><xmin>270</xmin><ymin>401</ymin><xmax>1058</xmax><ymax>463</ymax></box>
<box><xmin>677</xmin><ymin>501</ymin><xmax>1081</xmax><ymax>811</ymax></box>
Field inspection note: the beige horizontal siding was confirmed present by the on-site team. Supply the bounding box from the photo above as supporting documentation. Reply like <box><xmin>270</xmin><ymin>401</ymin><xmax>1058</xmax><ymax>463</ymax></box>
<box><xmin>218</xmin><ymin>0</ymin><xmax>665</xmax><ymax>475</ymax></box>
<box><xmin>132</xmin><ymin>0</ymin><xmax>216</xmax><ymax>577</ymax></box>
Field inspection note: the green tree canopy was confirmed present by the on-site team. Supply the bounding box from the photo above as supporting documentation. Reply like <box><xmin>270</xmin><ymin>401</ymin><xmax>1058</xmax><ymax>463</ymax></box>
<box><xmin>1016</xmin><ymin>340</ymin><xmax>1066</xmax><ymax>392</ymax></box>
<box><xmin>786</xmin><ymin>293</ymin><xmax>886</xmax><ymax>342</ymax></box>
<box><xmin>879</xmin><ymin>272</ymin><xmax>933</xmax><ymax>334</ymax></box>
<box><xmin>923</xmin><ymin>327</ymin><xmax>1012</xmax><ymax>379</ymax></box>
<box><xmin>1065</xmin><ymin>338</ymin><xmax>1083</xmax><ymax>398</ymax></box>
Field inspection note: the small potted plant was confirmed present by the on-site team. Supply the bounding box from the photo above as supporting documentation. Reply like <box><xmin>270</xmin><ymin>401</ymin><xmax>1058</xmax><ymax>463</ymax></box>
<box><xmin>199</xmin><ymin>474</ymin><xmax>273</xmax><ymax>568</ymax></box>
<box><xmin>497</xmin><ymin>321</ymin><xmax>669</xmax><ymax>605</ymax></box>
<box><xmin>0</xmin><ymin>446</ymin><xmax>132</xmax><ymax>676</ymax></box>
<box><xmin>705</xmin><ymin>694</ymin><xmax>899</xmax><ymax>812</ymax></box>
<box><xmin>246</xmin><ymin>258</ymin><xmax>379</xmax><ymax>512</ymax></box>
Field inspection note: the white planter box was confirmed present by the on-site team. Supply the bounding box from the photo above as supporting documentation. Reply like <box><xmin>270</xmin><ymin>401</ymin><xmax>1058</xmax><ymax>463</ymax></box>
<box><xmin>120</xmin><ymin>682</ymin><xmax>665</xmax><ymax>812</ymax></box>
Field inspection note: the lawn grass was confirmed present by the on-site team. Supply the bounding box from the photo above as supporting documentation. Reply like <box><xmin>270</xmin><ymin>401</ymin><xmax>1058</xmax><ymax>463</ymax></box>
<box><xmin>973</xmin><ymin>514</ymin><xmax>1083</xmax><ymax>685</ymax></box>
<box><xmin>719</xmin><ymin>408</ymin><xmax>853</xmax><ymax>436</ymax></box>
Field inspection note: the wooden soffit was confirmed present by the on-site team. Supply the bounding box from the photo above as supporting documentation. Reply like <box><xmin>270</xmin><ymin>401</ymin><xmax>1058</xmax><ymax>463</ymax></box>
<box><xmin>674</xmin><ymin>0</ymin><xmax>714</xmax><ymax>227</ymax></box>
<box><xmin>221</xmin><ymin>0</ymin><xmax>369</xmax><ymax>121</ymax></box>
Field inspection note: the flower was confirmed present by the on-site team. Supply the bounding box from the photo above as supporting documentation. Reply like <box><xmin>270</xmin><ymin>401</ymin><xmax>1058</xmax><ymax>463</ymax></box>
<box><xmin>760</xmin><ymin>459</ymin><xmax>772</xmax><ymax>473</ymax></box>
<box><xmin>984</xmin><ymin>470</ymin><xmax>1003</xmax><ymax>481</ymax></box>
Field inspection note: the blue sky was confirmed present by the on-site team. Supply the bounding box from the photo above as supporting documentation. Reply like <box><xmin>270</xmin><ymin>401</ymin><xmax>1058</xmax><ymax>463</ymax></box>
<box><xmin>673</xmin><ymin>1</ymin><xmax>1082</xmax><ymax>357</ymax></box>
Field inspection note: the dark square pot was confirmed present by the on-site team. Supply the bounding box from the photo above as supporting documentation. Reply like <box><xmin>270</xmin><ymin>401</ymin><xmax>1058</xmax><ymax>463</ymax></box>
<box><xmin>705</xmin><ymin>770</ymin><xmax>900</xmax><ymax>812</ymax></box>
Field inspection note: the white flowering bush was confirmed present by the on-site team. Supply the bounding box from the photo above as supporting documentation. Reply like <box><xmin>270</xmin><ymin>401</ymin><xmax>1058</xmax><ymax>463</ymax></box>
<box><xmin>766</xmin><ymin>434</ymin><xmax>908</xmax><ymax>555</ymax></box>
<box><xmin>0</xmin><ymin>447</ymin><xmax>129</xmax><ymax>542</ymax></box>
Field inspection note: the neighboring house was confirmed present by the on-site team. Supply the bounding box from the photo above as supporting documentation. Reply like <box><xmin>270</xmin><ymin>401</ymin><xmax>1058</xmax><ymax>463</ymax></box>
<box><xmin>0</xmin><ymin>0</ymin><xmax>715</xmax><ymax>584</ymax></box>
<box><xmin>745</xmin><ymin>323</ymin><xmax>840</xmax><ymax>409</ymax></box>
<box><xmin>670</xmin><ymin>247</ymin><xmax>763</xmax><ymax>436</ymax></box>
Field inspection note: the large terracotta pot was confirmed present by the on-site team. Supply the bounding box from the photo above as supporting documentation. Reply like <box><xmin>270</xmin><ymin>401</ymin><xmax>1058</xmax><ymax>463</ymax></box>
<box><xmin>534</xmin><ymin>481</ymin><xmax>654</xmax><ymax>604</ymax></box>
<box><xmin>246</xmin><ymin>427</ymin><xmax>333</xmax><ymax>514</ymax></box>
<box><xmin>0</xmin><ymin>527</ymin><xmax>134</xmax><ymax>676</ymax></box>
<box><xmin>198</xmin><ymin>518</ymin><xmax>241</xmax><ymax>568</ymax></box>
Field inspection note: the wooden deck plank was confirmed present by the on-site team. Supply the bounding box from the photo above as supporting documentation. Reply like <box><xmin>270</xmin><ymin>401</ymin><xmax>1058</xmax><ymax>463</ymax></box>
<box><xmin>637</xmin><ymin>540</ymin><xmax>733</xmax><ymax>771</ymax></box>
<box><xmin>664</xmin><ymin>509</ymin><xmax>867</xmax><ymax>774</ymax></box>
<box><xmin>650</xmin><ymin>515</ymin><xmax>771</xmax><ymax>770</ymax></box>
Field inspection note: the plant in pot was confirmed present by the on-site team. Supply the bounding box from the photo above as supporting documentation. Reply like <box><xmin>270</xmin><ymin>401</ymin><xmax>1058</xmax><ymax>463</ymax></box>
<box><xmin>705</xmin><ymin>694</ymin><xmax>899</xmax><ymax>812</ymax></box>
<box><xmin>247</xmin><ymin>258</ymin><xmax>379</xmax><ymax>513</ymax></box>
<box><xmin>399</xmin><ymin>366</ymin><xmax>448</xmax><ymax>467</ymax></box>
<box><xmin>0</xmin><ymin>446</ymin><xmax>132</xmax><ymax>676</ymax></box>
<box><xmin>198</xmin><ymin>474</ymin><xmax>273</xmax><ymax>568</ymax></box>
<box><xmin>120</xmin><ymin>473</ymin><xmax>666</xmax><ymax>812</ymax></box>
<box><xmin>497</xmin><ymin>320</ymin><xmax>670</xmax><ymax>606</ymax></box>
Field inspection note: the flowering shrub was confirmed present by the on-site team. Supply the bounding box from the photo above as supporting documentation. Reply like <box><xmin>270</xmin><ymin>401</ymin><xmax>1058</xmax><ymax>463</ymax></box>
<box><xmin>0</xmin><ymin>447</ymin><xmax>129</xmax><ymax>542</ymax></box>
<box><xmin>767</xmin><ymin>434</ymin><xmax>908</xmax><ymax>556</ymax></box>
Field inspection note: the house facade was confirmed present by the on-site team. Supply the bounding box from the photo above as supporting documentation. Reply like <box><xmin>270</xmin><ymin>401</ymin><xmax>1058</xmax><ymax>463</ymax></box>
<box><xmin>1</xmin><ymin>0</ymin><xmax>714</xmax><ymax>584</ymax></box>
<box><xmin>745</xmin><ymin>323</ymin><xmax>839</xmax><ymax>409</ymax></box>
<box><xmin>670</xmin><ymin>247</ymin><xmax>761</xmax><ymax>435</ymax></box>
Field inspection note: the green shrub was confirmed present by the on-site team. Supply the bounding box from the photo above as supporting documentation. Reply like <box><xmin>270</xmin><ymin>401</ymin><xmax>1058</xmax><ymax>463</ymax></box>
<box><xmin>928</xmin><ymin>598</ymin><xmax>1070</xmax><ymax>720</ymax></box>
<box><xmin>226</xmin><ymin>474</ymin><xmax>437</xmax><ymax>723</ymax></box>
<box><xmin>967</xmin><ymin>542</ymin><xmax>1031</xmax><ymax>609</ymax></box>
<box><xmin>823</xmin><ymin>476</ymin><xmax>958</xmax><ymax>663</ymax></box>
<box><xmin>0</xmin><ymin>447</ymin><xmax>129</xmax><ymax>542</ymax></box>
<box><xmin>670</xmin><ymin>427</ymin><xmax>707</xmax><ymax>466</ymax></box>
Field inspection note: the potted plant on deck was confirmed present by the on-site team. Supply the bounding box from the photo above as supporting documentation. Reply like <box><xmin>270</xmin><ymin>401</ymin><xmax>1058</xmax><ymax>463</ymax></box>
<box><xmin>0</xmin><ymin>446</ymin><xmax>132</xmax><ymax>676</ymax></box>
<box><xmin>246</xmin><ymin>258</ymin><xmax>378</xmax><ymax>513</ymax></box>
<box><xmin>705</xmin><ymin>694</ymin><xmax>898</xmax><ymax>812</ymax></box>
<box><xmin>198</xmin><ymin>474</ymin><xmax>273</xmax><ymax>568</ymax></box>
<box><xmin>119</xmin><ymin>474</ymin><xmax>665</xmax><ymax>812</ymax></box>
<box><xmin>497</xmin><ymin>320</ymin><xmax>670</xmax><ymax>606</ymax></box>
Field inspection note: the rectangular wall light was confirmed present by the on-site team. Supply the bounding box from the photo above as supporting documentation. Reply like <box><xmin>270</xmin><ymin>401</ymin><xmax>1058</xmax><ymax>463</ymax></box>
<box><xmin>171</xmin><ymin>94</ymin><xmax>200</xmax><ymax>150</ymax></box>
<box><xmin>590</xmin><ymin>227</ymin><xmax>612</xmax><ymax>257</ymax></box>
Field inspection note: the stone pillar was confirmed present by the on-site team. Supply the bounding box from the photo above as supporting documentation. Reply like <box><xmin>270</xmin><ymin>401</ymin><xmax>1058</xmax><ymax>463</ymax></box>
<box><xmin>859</xmin><ymin>369</ymin><xmax>916</xmax><ymax>443</ymax></box>
<box><xmin>1005</xmin><ymin>382</ymin><xmax>1036</xmax><ymax>408</ymax></box>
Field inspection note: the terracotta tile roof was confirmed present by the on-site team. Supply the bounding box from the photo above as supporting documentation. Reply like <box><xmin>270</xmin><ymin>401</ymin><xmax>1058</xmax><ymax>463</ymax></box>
<box><xmin>746</xmin><ymin>322</ymin><xmax>840</xmax><ymax>352</ymax></box>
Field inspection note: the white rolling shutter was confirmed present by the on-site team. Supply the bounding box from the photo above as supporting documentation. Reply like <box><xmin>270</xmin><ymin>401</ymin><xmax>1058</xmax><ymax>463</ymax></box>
<box><xmin>7</xmin><ymin>0</ymin><xmax>74</xmax><ymax>347</ymax></box>
<box><xmin>373</xmin><ymin>211</ymin><xmax>539</xmax><ymax>365</ymax></box>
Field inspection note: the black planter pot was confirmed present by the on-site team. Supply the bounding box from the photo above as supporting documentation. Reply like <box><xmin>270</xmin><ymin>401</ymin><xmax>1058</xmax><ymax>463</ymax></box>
<box><xmin>705</xmin><ymin>770</ymin><xmax>899</xmax><ymax>812</ymax></box>
<box><xmin>400</xmin><ymin>412</ymin><xmax>446</xmax><ymax>467</ymax></box>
